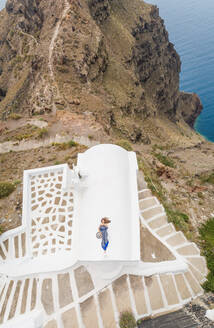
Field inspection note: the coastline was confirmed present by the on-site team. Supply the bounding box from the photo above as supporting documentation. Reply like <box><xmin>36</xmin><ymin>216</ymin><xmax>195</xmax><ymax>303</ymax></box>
<box><xmin>194</xmin><ymin>115</ymin><xmax>214</xmax><ymax>143</ymax></box>
<box><xmin>148</xmin><ymin>0</ymin><xmax>214</xmax><ymax>144</ymax></box>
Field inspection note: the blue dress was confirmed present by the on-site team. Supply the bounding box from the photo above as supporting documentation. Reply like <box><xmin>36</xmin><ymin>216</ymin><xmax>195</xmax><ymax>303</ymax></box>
<box><xmin>100</xmin><ymin>225</ymin><xmax>109</xmax><ymax>251</ymax></box>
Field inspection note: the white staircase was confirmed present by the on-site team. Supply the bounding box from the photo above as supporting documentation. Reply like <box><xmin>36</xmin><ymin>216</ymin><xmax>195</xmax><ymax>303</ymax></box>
<box><xmin>0</xmin><ymin>156</ymin><xmax>207</xmax><ymax>327</ymax></box>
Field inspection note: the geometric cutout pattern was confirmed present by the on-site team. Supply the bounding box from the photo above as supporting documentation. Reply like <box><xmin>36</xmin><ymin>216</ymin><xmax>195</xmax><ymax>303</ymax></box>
<box><xmin>30</xmin><ymin>169</ymin><xmax>73</xmax><ymax>257</ymax></box>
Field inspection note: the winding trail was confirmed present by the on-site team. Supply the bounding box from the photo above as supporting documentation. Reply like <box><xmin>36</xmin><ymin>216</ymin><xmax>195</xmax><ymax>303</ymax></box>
<box><xmin>0</xmin><ymin>134</ymin><xmax>98</xmax><ymax>154</ymax></box>
<box><xmin>17</xmin><ymin>27</ymin><xmax>38</xmax><ymax>45</ymax></box>
<box><xmin>48</xmin><ymin>0</ymin><xmax>70</xmax><ymax>114</ymax></box>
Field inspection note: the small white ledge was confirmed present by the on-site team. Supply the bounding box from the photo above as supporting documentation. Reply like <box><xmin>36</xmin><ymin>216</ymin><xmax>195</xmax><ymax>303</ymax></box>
<box><xmin>206</xmin><ymin>309</ymin><xmax>214</xmax><ymax>321</ymax></box>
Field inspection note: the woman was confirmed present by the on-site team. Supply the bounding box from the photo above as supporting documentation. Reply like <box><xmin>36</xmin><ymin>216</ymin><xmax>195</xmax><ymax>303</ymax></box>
<box><xmin>99</xmin><ymin>217</ymin><xmax>111</xmax><ymax>254</ymax></box>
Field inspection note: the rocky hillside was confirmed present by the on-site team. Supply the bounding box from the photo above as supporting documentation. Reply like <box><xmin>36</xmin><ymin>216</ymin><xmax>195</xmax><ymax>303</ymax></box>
<box><xmin>2</xmin><ymin>0</ymin><xmax>214</xmax><ymax>240</ymax></box>
<box><xmin>0</xmin><ymin>0</ymin><xmax>202</xmax><ymax>142</ymax></box>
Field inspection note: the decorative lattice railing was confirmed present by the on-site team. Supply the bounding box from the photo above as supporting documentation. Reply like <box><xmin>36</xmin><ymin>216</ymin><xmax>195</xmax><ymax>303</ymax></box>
<box><xmin>29</xmin><ymin>166</ymin><xmax>74</xmax><ymax>257</ymax></box>
<box><xmin>0</xmin><ymin>164</ymin><xmax>76</xmax><ymax>262</ymax></box>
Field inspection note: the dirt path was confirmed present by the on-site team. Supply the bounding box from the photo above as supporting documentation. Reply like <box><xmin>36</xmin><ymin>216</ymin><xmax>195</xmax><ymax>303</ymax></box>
<box><xmin>48</xmin><ymin>0</ymin><xmax>70</xmax><ymax>114</ymax></box>
<box><xmin>17</xmin><ymin>27</ymin><xmax>38</xmax><ymax>45</ymax></box>
<box><xmin>0</xmin><ymin>134</ymin><xmax>98</xmax><ymax>154</ymax></box>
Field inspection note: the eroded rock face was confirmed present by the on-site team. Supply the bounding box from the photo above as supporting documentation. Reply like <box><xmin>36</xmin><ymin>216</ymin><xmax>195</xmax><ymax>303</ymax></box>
<box><xmin>0</xmin><ymin>0</ymin><xmax>203</xmax><ymax>140</ymax></box>
<box><xmin>88</xmin><ymin>0</ymin><xmax>111</xmax><ymax>23</ymax></box>
<box><xmin>6</xmin><ymin>0</ymin><xmax>43</xmax><ymax>32</ymax></box>
<box><xmin>177</xmin><ymin>92</ymin><xmax>203</xmax><ymax>127</ymax></box>
<box><xmin>132</xmin><ymin>7</ymin><xmax>181</xmax><ymax>118</ymax></box>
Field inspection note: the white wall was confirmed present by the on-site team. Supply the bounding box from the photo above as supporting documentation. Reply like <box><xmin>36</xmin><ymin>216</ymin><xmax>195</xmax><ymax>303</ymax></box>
<box><xmin>76</xmin><ymin>144</ymin><xmax>140</xmax><ymax>261</ymax></box>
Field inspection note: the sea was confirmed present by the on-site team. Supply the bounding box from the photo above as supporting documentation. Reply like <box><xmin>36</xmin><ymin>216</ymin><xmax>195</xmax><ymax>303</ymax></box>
<box><xmin>145</xmin><ymin>0</ymin><xmax>214</xmax><ymax>142</ymax></box>
<box><xmin>0</xmin><ymin>0</ymin><xmax>214</xmax><ymax>141</ymax></box>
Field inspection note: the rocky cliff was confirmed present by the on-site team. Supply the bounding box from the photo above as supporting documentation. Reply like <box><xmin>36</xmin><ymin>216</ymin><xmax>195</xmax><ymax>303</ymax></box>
<box><xmin>0</xmin><ymin>0</ymin><xmax>203</xmax><ymax>141</ymax></box>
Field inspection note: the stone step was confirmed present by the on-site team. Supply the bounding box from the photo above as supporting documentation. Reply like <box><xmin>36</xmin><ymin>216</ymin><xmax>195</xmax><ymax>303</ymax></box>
<box><xmin>98</xmin><ymin>288</ymin><xmax>117</xmax><ymax>328</ymax></box>
<box><xmin>141</xmin><ymin>206</ymin><xmax>164</xmax><ymax>220</ymax></box>
<box><xmin>155</xmin><ymin>223</ymin><xmax>175</xmax><ymax>238</ymax></box>
<box><xmin>0</xmin><ymin>232</ymin><xmax>26</xmax><ymax>262</ymax></box>
<box><xmin>0</xmin><ymin>277</ymin><xmax>38</xmax><ymax>324</ymax></box>
<box><xmin>41</xmin><ymin>279</ymin><xmax>54</xmax><ymax>316</ymax></box>
<box><xmin>74</xmin><ymin>266</ymin><xmax>95</xmax><ymax>298</ymax></box>
<box><xmin>112</xmin><ymin>275</ymin><xmax>132</xmax><ymax>314</ymax></box>
<box><xmin>80</xmin><ymin>296</ymin><xmax>99</xmax><ymax>328</ymax></box>
<box><xmin>188</xmin><ymin>264</ymin><xmax>205</xmax><ymax>284</ymax></box>
<box><xmin>1</xmin><ymin>268</ymin><xmax>205</xmax><ymax>328</ymax></box>
<box><xmin>174</xmin><ymin>274</ymin><xmax>192</xmax><ymax>301</ymax></box>
<box><xmin>13</xmin><ymin>233</ymin><xmax>26</xmax><ymax>260</ymax></box>
<box><xmin>7</xmin><ymin>280</ymin><xmax>23</xmax><ymax>321</ymax></box>
<box><xmin>14</xmin><ymin>278</ymin><xmax>31</xmax><ymax>318</ymax></box>
<box><xmin>176</xmin><ymin>244</ymin><xmax>200</xmax><ymax>256</ymax></box>
<box><xmin>144</xmin><ymin>275</ymin><xmax>164</xmax><ymax>312</ymax></box>
<box><xmin>57</xmin><ymin>273</ymin><xmax>73</xmax><ymax>308</ymax></box>
<box><xmin>137</xmin><ymin>172</ymin><xmax>148</xmax><ymax>190</ymax></box>
<box><xmin>61</xmin><ymin>308</ymin><xmax>79</xmax><ymax>328</ymax></box>
<box><xmin>20</xmin><ymin>233</ymin><xmax>27</xmax><ymax>258</ymax></box>
<box><xmin>0</xmin><ymin>280</ymin><xmax>14</xmax><ymax>324</ymax></box>
<box><xmin>186</xmin><ymin>257</ymin><xmax>207</xmax><ymax>276</ymax></box>
<box><xmin>166</xmin><ymin>232</ymin><xmax>187</xmax><ymax>248</ymax></box>
<box><xmin>138</xmin><ymin>189</ymin><xmax>152</xmax><ymax>199</ymax></box>
<box><xmin>139</xmin><ymin>197</ymin><xmax>158</xmax><ymax>210</ymax></box>
<box><xmin>184</xmin><ymin>271</ymin><xmax>203</xmax><ymax>297</ymax></box>
<box><xmin>159</xmin><ymin>274</ymin><xmax>179</xmax><ymax>307</ymax></box>
<box><xmin>129</xmin><ymin>275</ymin><xmax>148</xmax><ymax>316</ymax></box>
<box><xmin>148</xmin><ymin>215</ymin><xmax>168</xmax><ymax>230</ymax></box>
<box><xmin>0</xmin><ymin>242</ymin><xmax>7</xmax><ymax>261</ymax></box>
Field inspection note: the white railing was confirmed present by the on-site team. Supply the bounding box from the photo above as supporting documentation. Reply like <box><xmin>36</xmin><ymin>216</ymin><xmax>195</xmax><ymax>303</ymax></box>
<box><xmin>0</xmin><ymin>164</ymin><xmax>75</xmax><ymax>264</ymax></box>
<box><xmin>0</xmin><ymin>227</ymin><xmax>27</xmax><ymax>261</ymax></box>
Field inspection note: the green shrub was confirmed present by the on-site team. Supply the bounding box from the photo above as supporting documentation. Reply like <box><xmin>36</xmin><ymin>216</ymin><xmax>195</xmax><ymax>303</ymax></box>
<box><xmin>0</xmin><ymin>182</ymin><xmax>16</xmax><ymax>199</ymax></box>
<box><xmin>154</xmin><ymin>152</ymin><xmax>175</xmax><ymax>168</ymax></box>
<box><xmin>8</xmin><ymin>113</ymin><xmax>22</xmax><ymax>120</ymax></box>
<box><xmin>197</xmin><ymin>192</ymin><xmax>204</xmax><ymax>199</ymax></box>
<box><xmin>199</xmin><ymin>218</ymin><xmax>214</xmax><ymax>292</ymax></box>
<box><xmin>138</xmin><ymin>157</ymin><xmax>167</xmax><ymax>202</ymax></box>
<box><xmin>119</xmin><ymin>311</ymin><xmax>136</xmax><ymax>328</ymax></box>
<box><xmin>14</xmin><ymin>180</ymin><xmax>21</xmax><ymax>185</ymax></box>
<box><xmin>152</xmin><ymin>144</ymin><xmax>168</xmax><ymax>151</ymax></box>
<box><xmin>67</xmin><ymin>140</ymin><xmax>78</xmax><ymax>148</ymax></box>
<box><xmin>52</xmin><ymin>140</ymin><xmax>78</xmax><ymax>150</ymax></box>
<box><xmin>165</xmin><ymin>206</ymin><xmax>189</xmax><ymax>233</ymax></box>
<box><xmin>200</xmin><ymin>172</ymin><xmax>214</xmax><ymax>185</ymax></box>
<box><xmin>203</xmin><ymin>272</ymin><xmax>214</xmax><ymax>292</ymax></box>
<box><xmin>136</xmin><ymin>319</ymin><xmax>143</xmax><ymax>326</ymax></box>
<box><xmin>37</xmin><ymin>128</ymin><xmax>48</xmax><ymax>139</ymax></box>
<box><xmin>117</xmin><ymin>140</ymin><xmax>133</xmax><ymax>151</ymax></box>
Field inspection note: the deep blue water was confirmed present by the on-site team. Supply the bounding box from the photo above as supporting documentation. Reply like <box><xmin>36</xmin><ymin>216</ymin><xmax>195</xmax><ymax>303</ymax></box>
<box><xmin>146</xmin><ymin>0</ymin><xmax>214</xmax><ymax>142</ymax></box>
<box><xmin>1</xmin><ymin>0</ymin><xmax>214</xmax><ymax>141</ymax></box>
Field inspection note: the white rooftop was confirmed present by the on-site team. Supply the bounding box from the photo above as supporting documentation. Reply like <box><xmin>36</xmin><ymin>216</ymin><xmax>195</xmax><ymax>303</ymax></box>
<box><xmin>76</xmin><ymin>144</ymin><xmax>140</xmax><ymax>261</ymax></box>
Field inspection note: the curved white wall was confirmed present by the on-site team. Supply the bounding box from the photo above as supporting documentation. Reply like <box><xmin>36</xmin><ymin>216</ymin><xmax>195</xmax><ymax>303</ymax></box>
<box><xmin>76</xmin><ymin>144</ymin><xmax>140</xmax><ymax>261</ymax></box>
